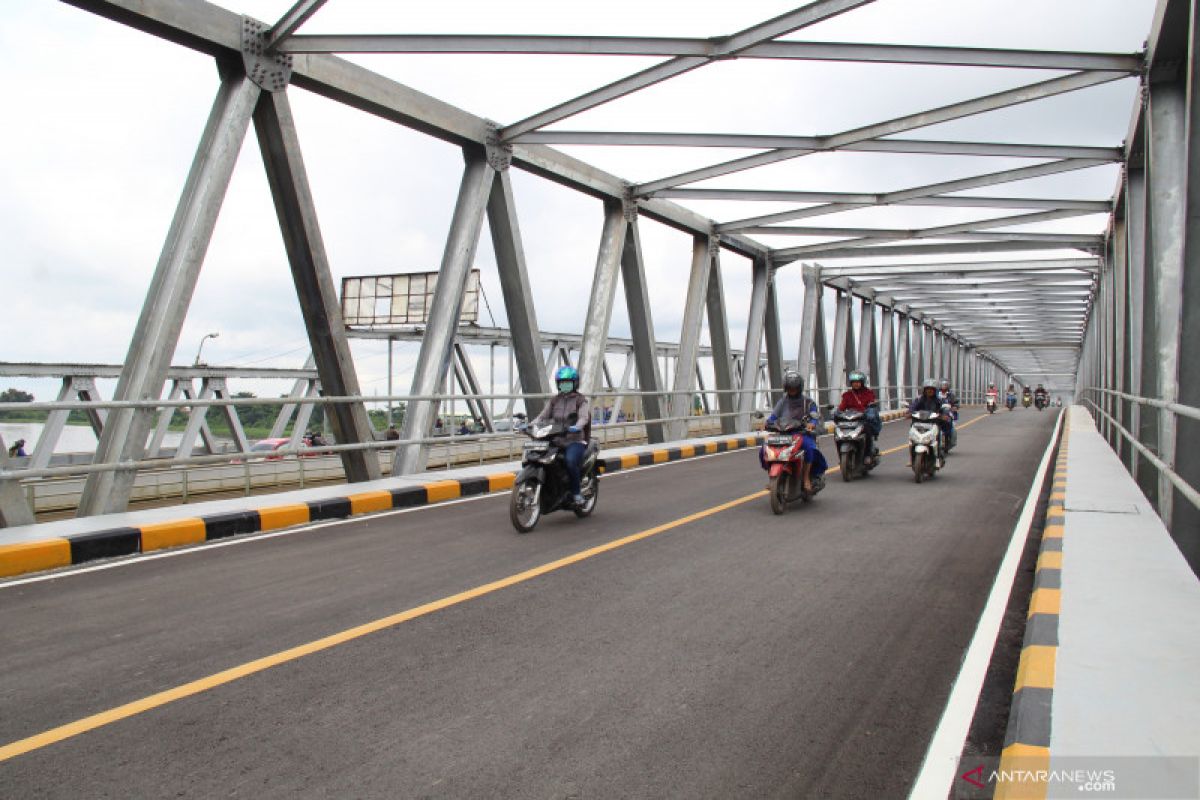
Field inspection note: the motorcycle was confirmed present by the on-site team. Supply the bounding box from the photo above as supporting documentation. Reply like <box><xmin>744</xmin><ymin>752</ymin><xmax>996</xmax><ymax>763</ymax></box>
<box><xmin>1022</xmin><ymin>393</ymin><xmax>1033</xmax><ymax>409</ymax></box>
<box><xmin>1034</xmin><ymin>393</ymin><xmax>1048</xmax><ymax>411</ymax></box>
<box><xmin>1006</xmin><ymin>393</ymin><xmax>1017</xmax><ymax>411</ymax></box>
<box><xmin>986</xmin><ymin>393</ymin><xmax>998</xmax><ymax>414</ymax></box>
<box><xmin>908</xmin><ymin>406</ymin><xmax>948</xmax><ymax>483</ymax></box>
<box><xmin>832</xmin><ymin>405</ymin><xmax>877</xmax><ymax>481</ymax></box>
<box><xmin>509</xmin><ymin>419</ymin><xmax>599</xmax><ymax>533</ymax></box>
<box><xmin>762</xmin><ymin>420</ymin><xmax>825</xmax><ymax>514</ymax></box>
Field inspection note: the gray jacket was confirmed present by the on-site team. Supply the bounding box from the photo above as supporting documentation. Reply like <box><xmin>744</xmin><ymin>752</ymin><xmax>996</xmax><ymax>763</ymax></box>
<box><xmin>533</xmin><ymin>392</ymin><xmax>591</xmax><ymax>444</ymax></box>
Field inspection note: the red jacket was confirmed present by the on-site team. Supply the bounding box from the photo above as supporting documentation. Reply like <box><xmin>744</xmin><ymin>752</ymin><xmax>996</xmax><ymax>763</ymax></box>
<box><xmin>838</xmin><ymin>387</ymin><xmax>876</xmax><ymax>412</ymax></box>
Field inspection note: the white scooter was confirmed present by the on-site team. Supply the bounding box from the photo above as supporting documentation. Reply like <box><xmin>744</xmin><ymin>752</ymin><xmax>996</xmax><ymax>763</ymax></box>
<box><xmin>908</xmin><ymin>404</ymin><xmax>950</xmax><ymax>483</ymax></box>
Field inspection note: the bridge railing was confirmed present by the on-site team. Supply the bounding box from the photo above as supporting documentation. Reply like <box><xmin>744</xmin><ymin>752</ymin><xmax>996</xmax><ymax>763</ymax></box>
<box><xmin>0</xmin><ymin>383</ymin><xmax>984</xmax><ymax>521</ymax></box>
<box><xmin>1080</xmin><ymin>388</ymin><xmax>1200</xmax><ymax>513</ymax></box>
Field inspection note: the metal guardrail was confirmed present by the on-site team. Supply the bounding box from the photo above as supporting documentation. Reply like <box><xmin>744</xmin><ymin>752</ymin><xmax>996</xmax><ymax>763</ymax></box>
<box><xmin>1081</xmin><ymin>388</ymin><xmax>1200</xmax><ymax>512</ymax></box>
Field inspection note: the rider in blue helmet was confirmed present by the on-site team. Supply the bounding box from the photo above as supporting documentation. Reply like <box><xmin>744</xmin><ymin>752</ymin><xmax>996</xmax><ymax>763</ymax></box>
<box><xmin>530</xmin><ymin>365</ymin><xmax>591</xmax><ymax>506</ymax></box>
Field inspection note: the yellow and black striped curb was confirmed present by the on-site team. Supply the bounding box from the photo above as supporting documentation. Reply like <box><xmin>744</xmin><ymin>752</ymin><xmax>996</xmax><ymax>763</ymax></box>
<box><xmin>0</xmin><ymin>434</ymin><xmax>765</xmax><ymax>580</ymax></box>
<box><xmin>995</xmin><ymin>415</ymin><xmax>1069</xmax><ymax>799</ymax></box>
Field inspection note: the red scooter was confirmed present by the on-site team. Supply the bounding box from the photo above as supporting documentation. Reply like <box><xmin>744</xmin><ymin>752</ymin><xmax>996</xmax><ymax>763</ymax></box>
<box><xmin>762</xmin><ymin>419</ymin><xmax>826</xmax><ymax>514</ymax></box>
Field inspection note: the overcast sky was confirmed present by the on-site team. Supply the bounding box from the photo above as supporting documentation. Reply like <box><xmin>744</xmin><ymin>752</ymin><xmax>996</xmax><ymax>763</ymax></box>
<box><xmin>0</xmin><ymin>0</ymin><xmax>1156</xmax><ymax>409</ymax></box>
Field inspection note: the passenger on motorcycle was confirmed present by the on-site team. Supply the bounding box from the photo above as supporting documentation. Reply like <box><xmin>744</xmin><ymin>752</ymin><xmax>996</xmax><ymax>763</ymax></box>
<box><xmin>837</xmin><ymin>370</ymin><xmax>881</xmax><ymax>460</ymax></box>
<box><xmin>530</xmin><ymin>366</ymin><xmax>591</xmax><ymax>506</ymax></box>
<box><xmin>938</xmin><ymin>379</ymin><xmax>960</xmax><ymax>448</ymax></box>
<box><xmin>908</xmin><ymin>379</ymin><xmax>952</xmax><ymax>459</ymax></box>
<box><xmin>764</xmin><ymin>370</ymin><xmax>827</xmax><ymax>492</ymax></box>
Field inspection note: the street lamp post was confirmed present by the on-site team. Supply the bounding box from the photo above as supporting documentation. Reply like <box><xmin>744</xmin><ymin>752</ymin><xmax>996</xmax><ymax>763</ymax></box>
<box><xmin>193</xmin><ymin>331</ymin><xmax>219</xmax><ymax>367</ymax></box>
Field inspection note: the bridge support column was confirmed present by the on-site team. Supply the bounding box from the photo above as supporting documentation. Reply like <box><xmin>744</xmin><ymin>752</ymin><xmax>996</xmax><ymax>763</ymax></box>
<box><xmin>78</xmin><ymin>69</ymin><xmax>261</xmax><ymax>517</ymax></box>
<box><xmin>671</xmin><ymin>235</ymin><xmax>714</xmax><ymax>440</ymax></box>
<box><xmin>1172</xmin><ymin>6</ymin><xmax>1200</xmax><ymax>558</ymax></box>
<box><xmin>1142</xmin><ymin>73</ymin><xmax>1187</xmax><ymax>524</ymax></box>
<box><xmin>577</xmin><ymin>200</ymin><xmax>628</xmax><ymax>402</ymax></box>
<box><xmin>1124</xmin><ymin>162</ymin><xmax>1148</xmax><ymax>479</ymax></box>
<box><xmin>895</xmin><ymin>306</ymin><xmax>912</xmax><ymax>405</ymax></box>
<box><xmin>764</xmin><ymin>273</ymin><xmax>785</xmax><ymax>396</ymax></box>
<box><xmin>877</xmin><ymin>301</ymin><xmax>896</xmax><ymax>410</ymax></box>
<box><xmin>737</xmin><ymin>255</ymin><xmax>770</xmax><ymax>430</ymax></box>
<box><xmin>828</xmin><ymin>288</ymin><xmax>853</xmax><ymax>409</ymax></box>
<box><xmin>705</xmin><ymin>247</ymin><xmax>737</xmax><ymax>435</ymax></box>
<box><xmin>855</xmin><ymin>289</ymin><xmax>875</xmax><ymax>384</ymax></box>
<box><xmin>488</xmin><ymin>164</ymin><xmax>550</xmax><ymax>421</ymax></box>
<box><xmin>620</xmin><ymin>214</ymin><xmax>666</xmax><ymax>443</ymax></box>
<box><xmin>797</xmin><ymin>263</ymin><xmax>824</xmax><ymax>395</ymax></box>
<box><xmin>395</xmin><ymin>149</ymin><xmax>495</xmax><ymax>475</ymax></box>
<box><xmin>0</xmin><ymin>440</ymin><xmax>35</xmax><ymax>527</ymax></box>
<box><xmin>255</xmin><ymin>87</ymin><xmax>380</xmax><ymax>483</ymax></box>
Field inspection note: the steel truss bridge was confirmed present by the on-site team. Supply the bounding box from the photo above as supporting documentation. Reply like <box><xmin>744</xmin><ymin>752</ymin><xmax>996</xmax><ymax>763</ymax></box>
<box><xmin>0</xmin><ymin>0</ymin><xmax>1195</xmax><ymax>563</ymax></box>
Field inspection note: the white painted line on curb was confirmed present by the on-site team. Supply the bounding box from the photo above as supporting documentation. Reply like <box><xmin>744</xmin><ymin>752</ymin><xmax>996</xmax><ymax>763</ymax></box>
<box><xmin>907</xmin><ymin>409</ymin><xmax>1064</xmax><ymax>800</ymax></box>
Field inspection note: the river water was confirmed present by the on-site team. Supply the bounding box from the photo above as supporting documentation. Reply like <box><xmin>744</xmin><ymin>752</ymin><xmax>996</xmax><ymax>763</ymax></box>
<box><xmin>1</xmin><ymin>422</ymin><xmax>185</xmax><ymax>455</ymax></box>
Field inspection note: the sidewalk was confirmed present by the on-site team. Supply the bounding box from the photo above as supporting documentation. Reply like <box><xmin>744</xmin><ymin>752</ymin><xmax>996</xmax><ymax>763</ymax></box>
<box><xmin>997</xmin><ymin>406</ymin><xmax>1200</xmax><ymax>798</ymax></box>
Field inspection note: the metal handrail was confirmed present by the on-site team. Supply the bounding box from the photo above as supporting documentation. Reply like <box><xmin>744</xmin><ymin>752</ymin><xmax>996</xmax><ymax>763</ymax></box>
<box><xmin>1082</xmin><ymin>387</ymin><xmax>1200</xmax><ymax>423</ymax></box>
<box><xmin>1083</xmin><ymin>398</ymin><xmax>1200</xmax><ymax>511</ymax></box>
<box><xmin>0</xmin><ymin>382</ymin><xmax>978</xmax><ymax>481</ymax></box>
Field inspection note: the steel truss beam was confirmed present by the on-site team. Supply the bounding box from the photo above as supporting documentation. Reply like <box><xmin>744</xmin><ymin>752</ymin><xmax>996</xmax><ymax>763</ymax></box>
<box><xmin>278</xmin><ymin>35</ymin><xmax>1140</xmax><ymax>73</ymax></box>
<box><xmin>719</xmin><ymin>161</ymin><xmax>1109</xmax><ymax>233</ymax></box>
<box><xmin>499</xmin><ymin>0</ymin><xmax>874</xmax><ymax>141</ymax></box>
<box><xmin>634</xmin><ymin>71</ymin><xmax>1127</xmax><ymax>195</ymax></box>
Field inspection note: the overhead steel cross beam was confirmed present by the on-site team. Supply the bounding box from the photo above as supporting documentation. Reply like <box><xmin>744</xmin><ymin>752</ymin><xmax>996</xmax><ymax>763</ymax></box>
<box><xmin>513</xmin><ymin>133</ymin><xmax>1123</xmax><ymax>162</ymax></box>
<box><xmin>739</xmin><ymin>208</ymin><xmax>1101</xmax><ymax>255</ymax></box>
<box><xmin>722</xmin><ymin>158</ymin><xmax>1110</xmax><ymax>233</ymax></box>
<box><xmin>266</xmin><ymin>0</ymin><xmax>328</xmax><ymax>49</ymax></box>
<box><xmin>634</xmin><ymin>70</ymin><xmax>1127</xmax><ymax>195</ymax></box>
<box><xmin>498</xmin><ymin>0</ymin><xmax>875</xmax><ymax>141</ymax></box>
<box><xmin>658</xmin><ymin>188</ymin><xmax>1111</xmax><ymax>213</ymax></box>
<box><xmin>277</xmin><ymin>35</ymin><xmax>1140</xmax><ymax>72</ymax></box>
<box><xmin>815</xmin><ymin>257</ymin><xmax>1100</xmax><ymax>277</ymax></box>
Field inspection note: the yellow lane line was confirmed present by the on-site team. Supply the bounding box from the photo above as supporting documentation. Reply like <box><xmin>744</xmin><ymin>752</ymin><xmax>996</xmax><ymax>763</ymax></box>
<box><xmin>0</xmin><ymin>411</ymin><xmax>992</xmax><ymax>763</ymax></box>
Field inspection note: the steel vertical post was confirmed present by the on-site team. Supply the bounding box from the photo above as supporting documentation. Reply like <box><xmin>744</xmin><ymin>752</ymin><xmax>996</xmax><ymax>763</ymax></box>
<box><xmin>764</xmin><ymin>275</ymin><xmax>785</xmax><ymax>394</ymax></box>
<box><xmin>254</xmin><ymin>88</ymin><xmax>381</xmax><ymax>482</ymax></box>
<box><xmin>878</xmin><ymin>302</ymin><xmax>896</xmax><ymax>408</ymax></box>
<box><xmin>621</xmin><ymin>213</ymin><xmax>666</xmax><ymax>443</ymax></box>
<box><xmin>1144</xmin><ymin>76</ymin><xmax>1187</xmax><ymax>522</ymax></box>
<box><xmin>577</xmin><ymin>200</ymin><xmax>628</xmax><ymax>397</ymax></box>
<box><xmin>394</xmin><ymin>150</ymin><xmax>495</xmax><ymax>475</ymax></box>
<box><xmin>487</xmin><ymin>162</ymin><xmax>551</xmax><ymax>419</ymax></box>
<box><xmin>705</xmin><ymin>246</ymin><xmax>737</xmax><ymax>434</ymax></box>
<box><xmin>671</xmin><ymin>235</ymin><xmax>713</xmax><ymax>440</ymax></box>
<box><xmin>797</xmin><ymin>264</ymin><xmax>824</xmax><ymax>392</ymax></box>
<box><xmin>828</xmin><ymin>289</ymin><xmax>851</xmax><ymax>408</ymax></box>
<box><xmin>739</xmin><ymin>255</ymin><xmax>770</xmax><ymax>429</ymax></box>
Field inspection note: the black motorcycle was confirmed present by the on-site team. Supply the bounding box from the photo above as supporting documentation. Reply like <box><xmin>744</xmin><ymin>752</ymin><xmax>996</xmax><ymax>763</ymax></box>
<box><xmin>832</xmin><ymin>405</ymin><xmax>878</xmax><ymax>481</ymax></box>
<box><xmin>509</xmin><ymin>419</ymin><xmax>599</xmax><ymax>533</ymax></box>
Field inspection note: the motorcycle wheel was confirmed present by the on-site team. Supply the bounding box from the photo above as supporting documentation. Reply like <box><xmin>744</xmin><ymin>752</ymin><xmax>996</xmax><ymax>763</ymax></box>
<box><xmin>769</xmin><ymin>474</ymin><xmax>787</xmax><ymax>515</ymax></box>
<box><xmin>913</xmin><ymin>453</ymin><xmax>926</xmax><ymax>484</ymax></box>
<box><xmin>840</xmin><ymin>452</ymin><xmax>853</xmax><ymax>482</ymax></box>
<box><xmin>573</xmin><ymin>473</ymin><xmax>599</xmax><ymax>518</ymax></box>
<box><xmin>509</xmin><ymin>478</ymin><xmax>541</xmax><ymax>533</ymax></box>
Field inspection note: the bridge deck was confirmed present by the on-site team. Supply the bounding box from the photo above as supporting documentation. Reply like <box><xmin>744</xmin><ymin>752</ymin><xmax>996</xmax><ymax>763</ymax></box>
<box><xmin>0</xmin><ymin>408</ymin><xmax>1059</xmax><ymax>797</ymax></box>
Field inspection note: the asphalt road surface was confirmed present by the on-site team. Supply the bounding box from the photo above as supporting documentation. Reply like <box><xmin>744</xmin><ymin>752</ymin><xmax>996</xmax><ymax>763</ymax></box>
<box><xmin>0</xmin><ymin>407</ymin><xmax>1059</xmax><ymax>799</ymax></box>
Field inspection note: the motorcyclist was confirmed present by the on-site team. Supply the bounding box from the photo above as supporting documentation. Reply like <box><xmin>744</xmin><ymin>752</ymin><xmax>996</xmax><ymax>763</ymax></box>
<box><xmin>837</xmin><ymin>370</ymin><xmax>881</xmax><ymax>462</ymax></box>
<box><xmin>1022</xmin><ymin>386</ymin><xmax>1033</xmax><ymax>406</ymax></box>
<box><xmin>986</xmin><ymin>383</ymin><xmax>999</xmax><ymax>408</ymax></box>
<box><xmin>1006</xmin><ymin>383</ymin><xmax>1018</xmax><ymax>410</ymax></box>
<box><xmin>1034</xmin><ymin>384</ymin><xmax>1049</xmax><ymax>406</ymax></box>
<box><xmin>938</xmin><ymin>379</ymin><xmax>960</xmax><ymax>450</ymax></box>
<box><xmin>764</xmin><ymin>370</ymin><xmax>827</xmax><ymax>493</ymax></box>
<box><xmin>908</xmin><ymin>378</ymin><xmax>952</xmax><ymax>459</ymax></box>
<box><xmin>530</xmin><ymin>365</ymin><xmax>591</xmax><ymax>506</ymax></box>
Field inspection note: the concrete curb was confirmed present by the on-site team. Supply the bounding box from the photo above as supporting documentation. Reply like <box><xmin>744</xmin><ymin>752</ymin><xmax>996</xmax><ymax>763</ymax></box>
<box><xmin>0</xmin><ymin>433</ymin><xmax>765</xmax><ymax>580</ymax></box>
<box><xmin>994</xmin><ymin>411</ymin><xmax>1068</xmax><ymax>798</ymax></box>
